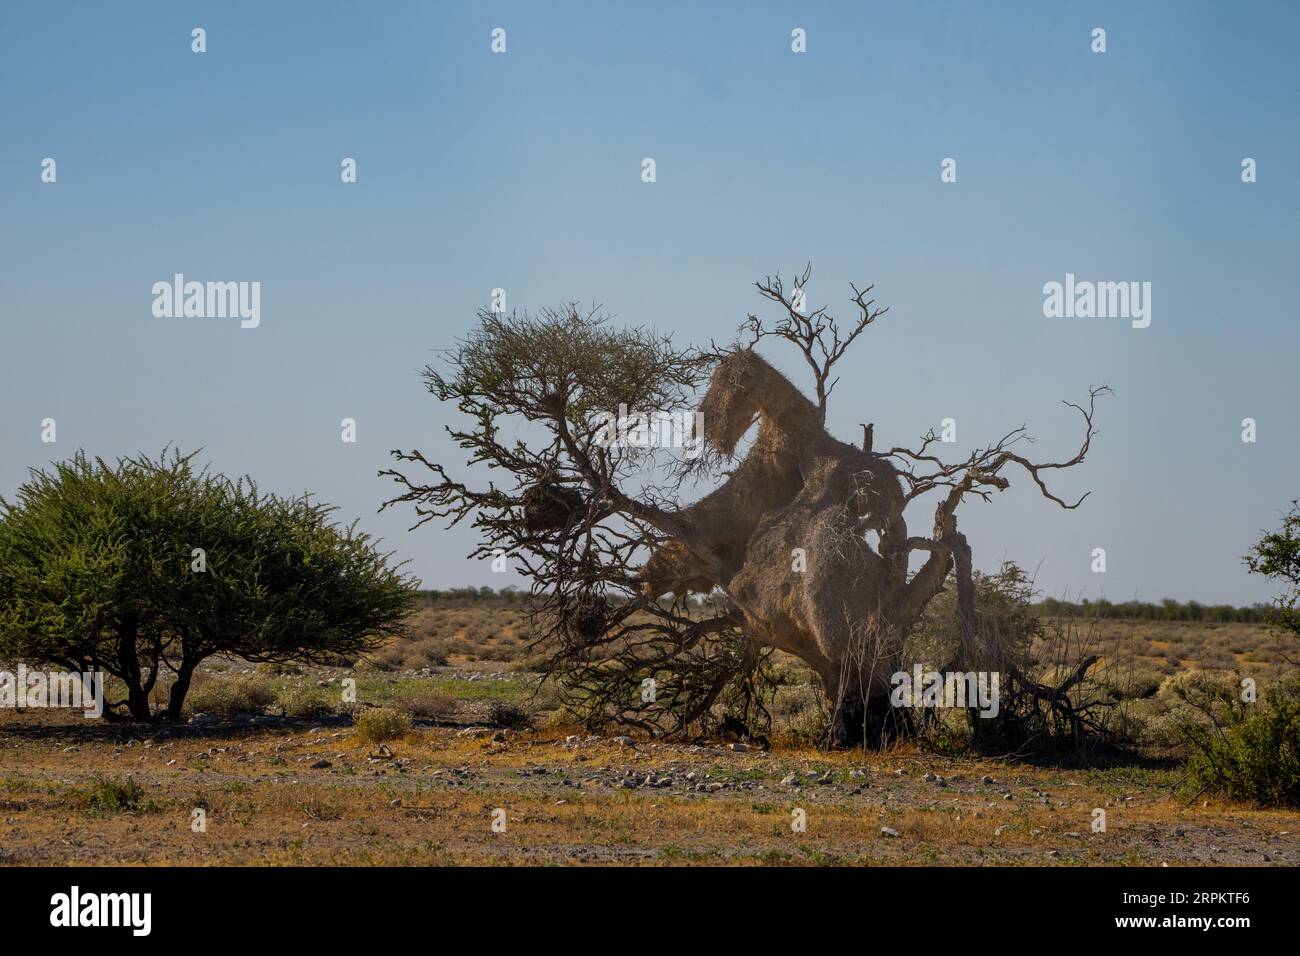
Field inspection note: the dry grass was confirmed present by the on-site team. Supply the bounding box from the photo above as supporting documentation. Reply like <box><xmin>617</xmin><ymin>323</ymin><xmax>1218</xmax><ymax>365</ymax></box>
<box><xmin>367</xmin><ymin>606</ymin><xmax>535</xmax><ymax>669</ymax></box>
<box><xmin>1</xmin><ymin>719</ymin><xmax>1296</xmax><ymax>865</ymax></box>
<box><xmin>1</xmin><ymin>611</ymin><xmax>1295</xmax><ymax>866</ymax></box>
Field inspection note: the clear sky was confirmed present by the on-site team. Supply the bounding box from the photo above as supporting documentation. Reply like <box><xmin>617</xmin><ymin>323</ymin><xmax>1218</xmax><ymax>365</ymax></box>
<box><xmin>2</xmin><ymin>1</ymin><xmax>1297</xmax><ymax>605</ymax></box>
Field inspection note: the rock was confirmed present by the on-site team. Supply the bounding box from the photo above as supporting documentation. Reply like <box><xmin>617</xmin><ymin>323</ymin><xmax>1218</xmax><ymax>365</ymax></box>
<box><xmin>621</xmin><ymin>778</ymin><xmax>640</xmax><ymax>789</ymax></box>
<box><xmin>880</xmin><ymin>826</ymin><xmax>900</xmax><ymax>838</ymax></box>
<box><xmin>189</xmin><ymin>714</ymin><xmax>218</xmax><ymax>727</ymax></box>
<box><xmin>994</xmin><ymin>825</ymin><xmax>1009</xmax><ymax>836</ymax></box>
<box><xmin>1047</xmin><ymin>849</ymin><xmax>1060</xmax><ymax>858</ymax></box>
<box><xmin>390</xmin><ymin>798</ymin><xmax>402</xmax><ymax>807</ymax></box>
<box><xmin>924</xmin><ymin>772</ymin><xmax>937</xmax><ymax>782</ymax></box>
<box><xmin>613</xmin><ymin>735</ymin><xmax>636</xmax><ymax>748</ymax></box>
<box><xmin>817</xmin><ymin>771</ymin><xmax>833</xmax><ymax>785</ymax></box>
<box><xmin>981</xmin><ymin>775</ymin><xmax>995</xmax><ymax>785</ymax></box>
<box><xmin>727</xmin><ymin>743</ymin><xmax>748</xmax><ymax>753</ymax></box>
<box><xmin>310</xmin><ymin>759</ymin><xmax>332</xmax><ymax>769</ymax></box>
<box><xmin>1064</xmin><ymin>832</ymin><xmax>1082</xmax><ymax>839</ymax></box>
<box><xmin>849</xmin><ymin>768</ymin><xmax>866</xmax><ymax>779</ymax></box>
<box><xmin>704</xmin><ymin>782</ymin><xmax>725</xmax><ymax>792</ymax></box>
<box><xmin>781</xmin><ymin>774</ymin><xmax>800</xmax><ymax>787</ymax></box>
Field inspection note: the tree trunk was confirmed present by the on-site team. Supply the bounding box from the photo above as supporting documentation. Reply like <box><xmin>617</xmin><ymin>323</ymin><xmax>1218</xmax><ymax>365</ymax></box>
<box><xmin>115</xmin><ymin>613</ymin><xmax>154</xmax><ymax>721</ymax></box>
<box><xmin>166</xmin><ymin>660</ymin><xmax>196</xmax><ymax>721</ymax></box>
<box><xmin>951</xmin><ymin>531</ymin><xmax>998</xmax><ymax>750</ymax></box>
<box><xmin>827</xmin><ymin>683</ymin><xmax>866</xmax><ymax>748</ymax></box>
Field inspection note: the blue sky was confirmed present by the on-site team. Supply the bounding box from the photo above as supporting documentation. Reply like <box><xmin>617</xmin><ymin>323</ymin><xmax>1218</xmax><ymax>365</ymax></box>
<box><xmin>1</xmin><ymin>1</ymin><xmax>1297</xmax><ymax>605</ymax></box>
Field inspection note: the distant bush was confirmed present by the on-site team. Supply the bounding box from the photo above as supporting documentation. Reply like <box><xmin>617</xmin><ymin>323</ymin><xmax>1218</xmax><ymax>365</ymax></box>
<box><xmin>280</xmin><ymin>687</ymin><xmax>336</xmax><ymax>718</ymax></box>
<box><xmin>487</xmin><ymin>701</ymin><xmax>532</xmax><ymax>730</ymax></box>
<box><xmin>413</xmin><ymin>637</ymin><xmax>450</xmax><ymax>667</ymax></box>
<box><xmin>364</xmin><ymin>642</ymin><xmax>409</xmax><ymax>671</ymax></box>
<box><xmin>1037</xmin><ymin>596</ymin><xmax>1270</xmax><ymax>624</ymax></box>
<box><xmin>1175</xmin><ymin>675</ymin><xmax>1300</xmax><ymax>807</ymax></box>
<box><xmin>355</xmin><ymin>706</ymin><xmax>411</xmax><ymax>742</ymax></box>
<box><xmin>186</xmin><ymin>676</ymin><xmax>277</xmax><ymax>717</ymax></box>
<box><xmin>1106</xmin><ymin>669</ymin><xmax>1163</xmax><ymax>701</ymax></box>
<box><xmin>399</xmin><ymin>692</ymin><xmax>456</xmax><ymax>720</ymax></box>
<box><xmin>416</xmin><ymin>586</ymin><xmax>531</xmax><ymax>607</ymax></box>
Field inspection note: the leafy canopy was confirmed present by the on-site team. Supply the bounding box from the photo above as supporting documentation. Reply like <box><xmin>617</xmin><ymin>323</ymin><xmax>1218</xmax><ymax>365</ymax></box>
<box><xmin>0</xmin><ymin>449</ymin><xmax>416</xmax><ymax>719</ymax></box>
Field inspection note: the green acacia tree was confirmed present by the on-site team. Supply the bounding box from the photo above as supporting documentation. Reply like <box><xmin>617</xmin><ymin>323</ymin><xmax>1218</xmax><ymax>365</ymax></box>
<box><xmin>1247</xmin><ymin>500</ymin><xmax>1300</xmax><ymax>640</ymax></box>
<box><xmin>0</xmin><ymin>450</ymin><xmax>416</xmax><ymax>720</ymax></box>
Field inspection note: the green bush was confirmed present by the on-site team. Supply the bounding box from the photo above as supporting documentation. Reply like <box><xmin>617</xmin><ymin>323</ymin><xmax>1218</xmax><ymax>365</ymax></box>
<box><xmin>1246</xmin><ymin>501</ymin><xmax>1300</xmax><ymax>640</ymax></box>
<box><xmin>1176</xmin><ymin>675</ymin><xmax>1300</xmax><ymax>807</ymax></box>
<box><xmin>0</xmin><ymin>449</ymin><xmax>417</xmax><ymax>720</ymax></box>
<box><xmin>78</xmin><ymin>775</ymin><xmax>146</xmax><ymax>814</ymax></box>
<box><xmin>355</xmin><ymin>706</ymin><xmax>411</xmax><ymax>742</ymax></box>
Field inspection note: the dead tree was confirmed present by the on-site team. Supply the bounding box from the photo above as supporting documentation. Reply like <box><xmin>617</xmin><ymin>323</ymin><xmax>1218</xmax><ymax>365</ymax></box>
<box><xmin>383</xmin><ymin>274</ymin><xmax>1112</xmax><ymax>749</ymax></box>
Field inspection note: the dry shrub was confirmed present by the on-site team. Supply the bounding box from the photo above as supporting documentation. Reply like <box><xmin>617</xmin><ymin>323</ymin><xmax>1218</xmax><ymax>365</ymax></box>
<box><xmin>413</xmin><ymin>637</ymin><xmax>450</xmax><ymax>666</ymax></box>
<box><xmin>280</xmin><ymin>686</ymin><xmax>336</xmax><ymax>718</ymax></box>
<box><xmin>488</xmin><ymin>701</ymin><xmax>533</xmax><ymax>730</ymax></box>
<box><xmin>354</xmin><ymin>707</ymin><xmax>412</xmax><ymax>742</ymax></box>
<box><xmin>398</xmin><ymin>692</ymin><xmax>456</xmax><ymax>720</ymax></box>
<box><xmin>770</xmin><ymin>684</ymin><xmax>829</xmax><ymax>747</ymax></box>
<box><xmin>186</xmin><ymin>676</ymin><xmax>277</xmax><ymax>717</ymax></box>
